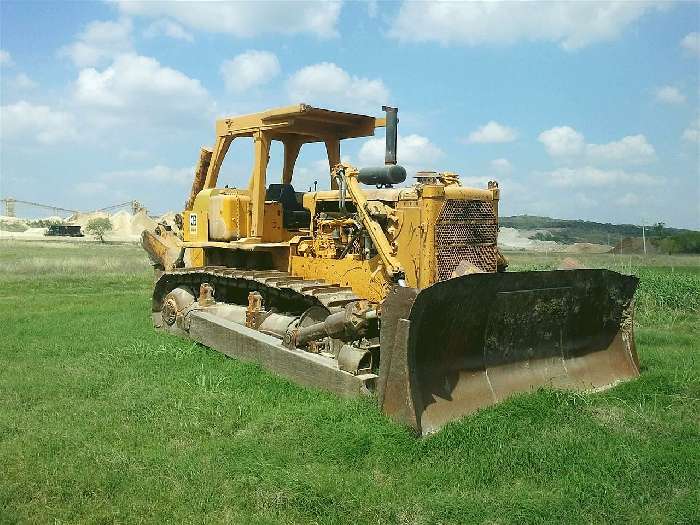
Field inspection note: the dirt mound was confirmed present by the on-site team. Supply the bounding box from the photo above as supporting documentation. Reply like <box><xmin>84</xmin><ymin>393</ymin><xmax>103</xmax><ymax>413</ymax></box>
<box><xmin>68</xmin><ymin>210</ymin><xmax>157</xmax><ymax>240</ymax></box>
<box><xmin>70</xmin><ymin>211</ymin><xmax>110</xmax><ymax>228</ymax></box>
<box><xmin>133</xmin><ymin>210</ymin><xmax>158</xmax><ymax>233</ymax></box>
<box><xmin>498</xmin><ymin>227</ymin><xmax>561</xmax><ymax>251</ymax></box>
<box><xmin>558</xmin><ymin>257</ymin><xmax>586</xmax><ymax>270</ymax></box>
<box><xmin>564</xmin><ymin>242</ymin><xmax>612</xmax><ymax>254</ymax></box>
<box><xmin>3</xmin><ymin>209</ymin><xmax>160</xmax><ymax>242</ymax></box>
<box><xmin>498</xmin><ymin>228</ymin><xmax>612</xmax><ymax>253</ymax></box>
<box><xmin>0</xmin><ymin>215</ymin><xmax>28</xmax><ymax>224</ymax></box>
<box><xmin>157</xmin><ymin>211</ymin><xmax>178</xmax><ymax>225</ymax></box>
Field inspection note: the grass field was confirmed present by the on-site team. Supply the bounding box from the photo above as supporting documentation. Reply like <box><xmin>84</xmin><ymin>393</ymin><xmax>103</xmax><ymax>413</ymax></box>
<box><xmin>1</xmin><ymin>240</ymin><xmax>698</xmax><ymax>524</ymax></box>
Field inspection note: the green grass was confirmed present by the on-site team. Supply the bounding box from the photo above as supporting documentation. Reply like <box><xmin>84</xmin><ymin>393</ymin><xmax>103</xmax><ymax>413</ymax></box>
<box><xmin>1</xmin><ymin>240</ymin><xmax>698</xmax><ymax>524</ymax></box>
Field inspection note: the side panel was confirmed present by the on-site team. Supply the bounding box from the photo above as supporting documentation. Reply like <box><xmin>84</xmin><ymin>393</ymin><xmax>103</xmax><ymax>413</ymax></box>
<box><xmin>184</xmin><ymin>210</ymin><xmax>207</xmax><ymax>267</ymax></box>
<box><xmin>392</xmin><ymin>203</ymin><xmax>422</xmax><ymax>289</ymax></box>
<box><xmin>289</xmin><ymin>254</ymin><xmax>389</xmax><ymax>303</ymax></box>
<box><xmin>183</xmin><ymin>210</ymin><xmax>208</xmax><ymax>242</ymax></box>
<box><xmin>185</xmin><ymin>248</ymin><xmax>204</xmax><ymax>268</ymax></box>
<box><xmin>262</xmin><ymin>202</ymin><xmax>283</xmax><ymax>243</ymax></box>
<box><xmin>208</xmin><ymin>193</ymin><xmax>250</xmax><ymax>241</ymax></box>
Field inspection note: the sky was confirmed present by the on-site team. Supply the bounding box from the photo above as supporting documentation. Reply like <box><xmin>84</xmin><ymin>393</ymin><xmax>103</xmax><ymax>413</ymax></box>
<box><xmin>1</xmin><ymin>0</ymin><xmax>698</xmax><ymax>228</ymax></box>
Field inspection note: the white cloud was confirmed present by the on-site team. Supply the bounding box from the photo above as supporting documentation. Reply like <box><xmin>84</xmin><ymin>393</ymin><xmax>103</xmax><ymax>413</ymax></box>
<box><xmin>292</xmin><ymin>158</ymin><xmax>342</xmax><ymax>190</ymax></box>
<box><xmin>616</xmin><ymin>192</ymin><xmax>641</xmax><ymax>207</ymax></box>
<box><xmin>358</xmin><ymin>134</ymin><xmax>443</xmax><ymax>174</ymax></box>
<box><xmin>490</xmin><ymin>158</ymin><xmax>512</xmax><ymax>174</ymax></box>
<box><xmin>0</xmin><ymin>100</ymin><xmax>78</xmax><ymax>144</ymax></box>
<box><xmin>465</xmin><ymin>121</ymin><xmax>517</xmax><ymax>144</ymax></box>
<box><xmin>117</xmin><ymin>1</ymin><xmax>341</xmax><ymax>38</ymax></box>
<box><xmin>367</xmin><ymin>0</ymin><xmax>378</xmax><ymax>18</ymax></box>
<box><xmin>11</xmin><ymin>73</ymin><xmax>37</xmax><ymax>90</ymax></box>
<box><xmin>0</xmin><ymin>49</ymin><xmax>13</xmax><ymax>66</ymax></box>
<box><xmin>75</xmin><ymin>165</ymin><xmax>193</xmax><ymax>202</ymax></box>
<box><xmin>75</xmin><ymin>181</ymin><xmax>109</xmax><ymax>195</ymax></box>
<box><xmin>682</xmin><ymin>116</ymin><xmax>700</xmax><ymax>144</ymax></box>
<box><xmin>389</xmin><ymin>2</ymin><xmax>664</xmax><ymax>50</ymax></box>
<box><xmin>221</xmin><ymin>51</ymin><xmax>280</xmax><ymax>93</ymax></box>
<box><xmin>586</xmin><ymin>135</ymin><xmax>656</xmax><ymax>164</ymax></box>
<box><xmin>287</xmin><ymin>62</ymin><xmax>389</xmax><ymax>113</ymax></box>
<box><xmin>118</xmin><ymin>148</ymin><xmax>149</xmax><ymax>161</ymax></box>
<box><xmin>683</xmin><ymin>127</ymin><xmax>700</xmax><ymax>142</ymax></box>
<box><xmin>311</xmin><ymin>158</ymin><xmax>335</xmax><ymax>174</ymax></box>
<box><xmin>144</xmin><ymin>19</ymin><xmax>194</xmax><ymax>42</ymax></box>
<box><xmin>575</xmin><ymin>193</ymin><xmax>597</xmax><ymax>208</ymax></box>
<box><xmin>681</xmin><ymin>32</ymin><xmax>700</xmax><ymax>56</ymax></box>
<box><xmin>102</xmin><ymin>165</ymin><xmax>193</xmax><ymax>184</ymax></box>
<box><xmin>59</xmin><ymin>18</ymin><xmax>133</xmax><ymax>67</ymax></box>
<box><xmin>682</xmin><ymin>127</ymin><xmax>700</xmax><ymax>144</ymax></box>
<box><xmin>460</xmin><ymin>175</ymin><xmax>495</xmax><ymax>187</ymax></box>
<box><xmin>73</xmin><ymin>54</ymin><xmax>211</xmax><ymax>126</ymax></box>
<box><xmin>546</xmin><ymin>166</ymin><xmax>662</xmax><ymax>188</ymax></box>
<box><xmin>655</xmin><ymin>85</ymin><xmax>686</xmax><ymax>105</ymax></box>
<box><xmin>539</xmin><ymin>126</ymin><xmax>655</xmax><ymax>164</ymax></box>
<box><xmin>538</xmin><ymin>126</ymin><xmax>585</xmax><ymax>156</ymax></box>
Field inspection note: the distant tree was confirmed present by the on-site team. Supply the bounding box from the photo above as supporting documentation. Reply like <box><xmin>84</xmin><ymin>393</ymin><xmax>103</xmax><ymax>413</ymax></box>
<box><xmin>652</xmin><ymin>222</ymin><xmax>666</xmax><ymax>236</ymax></box>
<box><xmin>532</xmin><ymin>230</ymin><xmax>576</xmax><ymax>244</ymax></box>
<box><xmin>658</xmin><ymin>232</ymin><xmax>700</xmax><ymax>254</ymax></box>
<box><xmin>86</xmin><ymin>217</ymin><xmax>112</xmax><ymax>243</ymax></box>
<box><xmin>28</xmin><ymin>218</ymin><xmax>63</xmax><ymax>228</ymax></box>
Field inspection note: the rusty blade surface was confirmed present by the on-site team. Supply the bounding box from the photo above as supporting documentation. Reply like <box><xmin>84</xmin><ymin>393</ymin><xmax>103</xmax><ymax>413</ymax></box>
<box><xmin>379</xmin><ymin>269</ymin><xmax>639</xmax><ymax>436</ymax></box>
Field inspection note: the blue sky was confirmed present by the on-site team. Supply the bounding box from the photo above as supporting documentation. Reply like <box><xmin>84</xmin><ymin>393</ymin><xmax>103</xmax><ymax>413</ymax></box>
<box><xmin>1</xmin><ymin>1</ymin><xmax>698</xmax><ymax>228</ymax></box>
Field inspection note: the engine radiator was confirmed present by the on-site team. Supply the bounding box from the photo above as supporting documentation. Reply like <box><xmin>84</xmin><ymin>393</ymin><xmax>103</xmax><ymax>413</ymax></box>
<box><xmin>434</xmin><ymin>199</ymin><xmax>498</xmax><ymax>280</ymax></box>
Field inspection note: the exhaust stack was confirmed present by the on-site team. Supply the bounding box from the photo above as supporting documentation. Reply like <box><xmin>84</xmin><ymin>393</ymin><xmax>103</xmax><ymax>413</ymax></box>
<box><xmin>382</xmin><ymin>106</ymin><xmax>398</xmax><ymax>165</ymax></box>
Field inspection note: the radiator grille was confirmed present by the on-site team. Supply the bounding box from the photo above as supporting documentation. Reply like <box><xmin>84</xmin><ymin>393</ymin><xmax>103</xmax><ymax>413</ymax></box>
<box><xmin>435</xmin><ymin>199</ymin><xmax>498</xmax><ymax>280</ymax></box>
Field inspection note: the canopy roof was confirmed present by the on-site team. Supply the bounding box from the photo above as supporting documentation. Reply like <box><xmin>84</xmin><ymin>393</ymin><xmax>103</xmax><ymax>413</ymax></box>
<box><xmin>215</xmin><ymin>104</ymin><xmax>385</xmax><ymax>142</ymax></box>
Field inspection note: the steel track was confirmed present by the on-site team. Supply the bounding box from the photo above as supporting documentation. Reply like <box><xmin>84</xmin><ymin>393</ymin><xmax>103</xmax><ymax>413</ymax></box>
<box><xmin>152</xmin><ymin>266</ymin><xmax>365</xmax><ymax>316</ymax></box>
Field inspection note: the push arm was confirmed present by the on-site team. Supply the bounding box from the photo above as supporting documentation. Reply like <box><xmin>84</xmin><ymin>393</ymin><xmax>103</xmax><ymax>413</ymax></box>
<box><xmin>334</xmin><ymin>164</ymin><xmax>406</xmax><ymax>284</ymax></box>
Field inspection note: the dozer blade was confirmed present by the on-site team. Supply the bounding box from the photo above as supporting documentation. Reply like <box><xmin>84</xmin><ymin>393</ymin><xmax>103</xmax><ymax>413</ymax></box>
<box><xmin>141</xmin><ymin>229</ymin><xmax>182</xmax><ymax>271</ymax></box>
<box><xmin>378</xmin><ymin>269</ymin><xmax>639</xmax><ymax>436</ymax></box>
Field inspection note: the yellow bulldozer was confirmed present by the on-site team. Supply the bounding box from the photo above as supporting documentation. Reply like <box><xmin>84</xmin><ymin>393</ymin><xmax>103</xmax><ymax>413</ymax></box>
<box><xmin>142</xmin><ymin>104</ymin><xmax>640</xmax><ymax>435</ymax></box>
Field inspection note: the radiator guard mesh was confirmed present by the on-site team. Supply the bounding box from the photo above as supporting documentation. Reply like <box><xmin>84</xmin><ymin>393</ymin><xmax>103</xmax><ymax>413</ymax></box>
<box><xmin>435</xmin><ymin>199</ymin><xmax>498</xmax><ymax>280</ymax></box>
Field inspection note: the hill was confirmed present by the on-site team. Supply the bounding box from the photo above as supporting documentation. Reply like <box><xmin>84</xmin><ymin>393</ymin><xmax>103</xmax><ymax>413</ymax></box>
<box><xmin>500</xmin><ymin>215</ymin><xmax>698</xmax><ymax>253</ymax></box>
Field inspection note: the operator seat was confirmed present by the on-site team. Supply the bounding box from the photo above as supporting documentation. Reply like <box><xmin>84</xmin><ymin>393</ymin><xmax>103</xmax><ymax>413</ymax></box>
<box><xmin>266</xmin><ymin>183</ymin><xmax>311</xmax><ymax>229</ymax></box>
